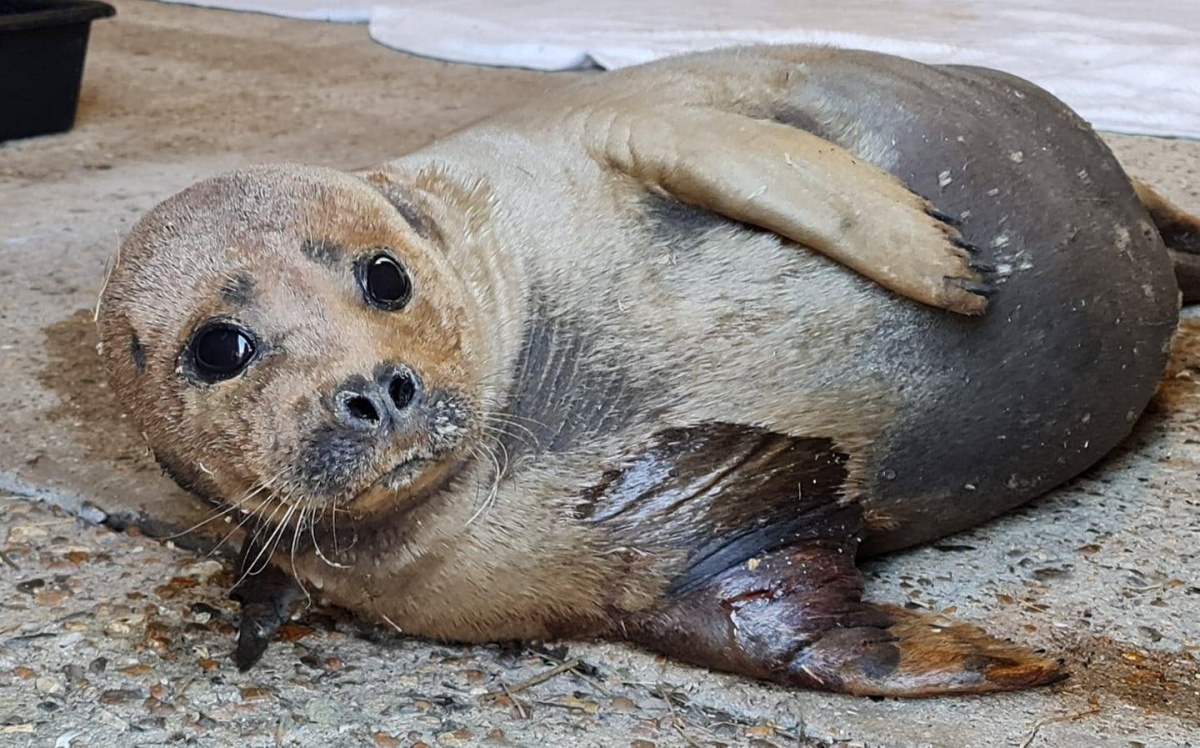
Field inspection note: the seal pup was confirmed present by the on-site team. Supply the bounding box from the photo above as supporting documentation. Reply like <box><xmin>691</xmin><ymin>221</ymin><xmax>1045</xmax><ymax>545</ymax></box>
<box><xmin>95</xmin><ymin>45</ymin><xmax>1200</xmax><ymax>697</ymax></box>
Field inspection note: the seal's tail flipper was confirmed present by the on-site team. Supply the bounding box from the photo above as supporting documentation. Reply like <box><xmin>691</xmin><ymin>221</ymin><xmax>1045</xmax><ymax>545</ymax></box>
<box><xmin>1133</xmin><ymin>178</ymin><xmax>1200</xmax><ymax>304</ymax></box>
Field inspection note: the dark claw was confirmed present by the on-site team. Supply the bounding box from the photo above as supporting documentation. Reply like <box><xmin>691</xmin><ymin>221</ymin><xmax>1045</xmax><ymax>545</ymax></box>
<box><xmin>946</xmin><ymin>277</ymin><xmax>997</xmax><ymax>298</ymax></box>
<box><xmin>927</xmin><ymin>207</ymin><xmax>962</xmax><ymax>228</ymax></box>
<box><xmin>969</xmin><ymin>261</ymin><xmax>997</xmax><ymax>274</ymax></box>
<box><xmin>951</xmin><ymin>237</ymin><xmax>981</xmax><ymax>254</ymax></box>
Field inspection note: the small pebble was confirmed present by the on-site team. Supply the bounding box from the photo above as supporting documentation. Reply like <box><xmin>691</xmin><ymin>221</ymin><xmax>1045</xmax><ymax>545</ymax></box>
<box><xmin>16</xmin><ymin>578</ymin><xmax>46</xmax><ymax>594</ymax></box>
<box><xmin>304</xmin><ymin>698</ymin><xmax>339</xmax><ymax>725</ymax></box>
<box><xmin>611</xmin><ymin>696</ymin><xmax>636</xmax><ymax>712</ymax></box>
<box><xmin>35</xmin><ymin>676</ymin><xmax>65</xmax><ymax>695</ymax></box>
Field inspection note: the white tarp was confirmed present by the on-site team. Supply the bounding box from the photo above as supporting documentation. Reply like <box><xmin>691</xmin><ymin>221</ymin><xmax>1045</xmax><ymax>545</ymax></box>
<box><xmin>159</xmin><ymin>0</ymin><xmax>1200</xmax><ymax>139</ymax></box>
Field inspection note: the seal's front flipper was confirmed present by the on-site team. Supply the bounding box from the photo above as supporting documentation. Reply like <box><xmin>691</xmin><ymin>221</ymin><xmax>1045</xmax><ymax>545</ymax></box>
<box><xmin>592</xmin><ymin>106</ymin><xmax>991</xmax><ymax>315</ymax></box>
<box><xmin>622</xmin><ymin>513</ymin><xmax>1064</xmax><ymax>697</ymax></box>
<box><xmin>1133</xmin><ymin>178</ymin><xmax>1200</xmax><ymax>304</ymax></box>
<box><xmin>229</xmin><ymin>531</ymin><xmax>305</xmax><ymax>671</ymax></box>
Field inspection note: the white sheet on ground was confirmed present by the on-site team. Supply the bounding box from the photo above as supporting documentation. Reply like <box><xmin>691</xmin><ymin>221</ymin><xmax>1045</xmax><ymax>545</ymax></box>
<box><xmin>157</xmin><ymin>0</ymin><xmax>1200</xmax><ymax>139</ymax></box>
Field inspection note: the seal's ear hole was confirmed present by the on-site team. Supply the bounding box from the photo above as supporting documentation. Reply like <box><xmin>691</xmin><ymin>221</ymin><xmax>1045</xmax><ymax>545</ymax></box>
<box><xmin>186</xmin><ymin>321</ymin><xmax>258</xmax><ymax>382</ymax></box>
<box><xmin>357</xmin><ymin>251</ymin><xmax>413</xmax><ymax>311</ymax></box>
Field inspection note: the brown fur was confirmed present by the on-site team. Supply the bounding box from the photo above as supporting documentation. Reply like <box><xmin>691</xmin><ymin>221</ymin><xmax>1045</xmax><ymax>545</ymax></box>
<box><xmin>95</xmin><ymin>45</ymin><xmax>1193</xmax><ymax>695</ymax></box>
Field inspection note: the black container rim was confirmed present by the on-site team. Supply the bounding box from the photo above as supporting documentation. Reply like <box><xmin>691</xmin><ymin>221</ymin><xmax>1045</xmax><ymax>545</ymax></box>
<box><xmin>0</xmin><ymin>1</ymin><xmax>116</xmax><ymax>32</ymax></box>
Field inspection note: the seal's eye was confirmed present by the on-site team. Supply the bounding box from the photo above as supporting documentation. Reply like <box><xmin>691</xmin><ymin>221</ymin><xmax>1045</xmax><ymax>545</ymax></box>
<box><xmin>189</xmin><ymin>323</ymin><xmax>257</xmax><ymax>382</ymax></box>
<box><xmin>359</xmin><ymin>252</ymin><xmax>412</xmax><ymax>311</ymax></box>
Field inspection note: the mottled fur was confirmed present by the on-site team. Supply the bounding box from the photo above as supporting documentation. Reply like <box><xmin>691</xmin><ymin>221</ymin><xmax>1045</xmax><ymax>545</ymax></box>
<box><xmin>95</xmin><ymin>46</ymin><xmax>1198</xmax><ymax>696</ymax></box>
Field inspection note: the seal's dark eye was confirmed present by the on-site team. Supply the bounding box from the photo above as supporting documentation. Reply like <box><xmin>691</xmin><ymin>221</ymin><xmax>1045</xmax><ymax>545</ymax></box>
<box><xmin>190</xmin><ymin>323</ymin><xmax>257</xmax><ymax>382</ymax></box>
<box><xmin>360</xmin><ymin>252</ymin><xmax>412</xmax><ymax>311</ymax></box>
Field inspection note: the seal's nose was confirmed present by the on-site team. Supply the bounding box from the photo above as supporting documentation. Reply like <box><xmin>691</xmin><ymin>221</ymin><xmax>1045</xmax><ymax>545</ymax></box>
<box><xmin>334</xmin><ymin>366</ymin><xmax>421</xmax><ymax>431</ymax></box>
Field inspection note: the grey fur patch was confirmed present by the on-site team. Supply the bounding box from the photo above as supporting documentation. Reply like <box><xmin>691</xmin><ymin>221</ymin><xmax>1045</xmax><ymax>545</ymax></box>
<box><xmin>771</xmin><ymin>105</ymin><xmax>826</xmax><ymax>137</ymax></box>
<box><xmin>491</xmin><ymin>296</ymin><xmax>644</xmax><ymax>467</ymax></box>
<box><xmin>301</xmin><ymin>239</ymin><xmax>343</xmax><ymax>267</ymax></box>
<box><xmin>370</xmin><ymin>181</ymin><xmax>444</xmax><ymax>245</ymax></box>
<box><xmin>389</xmin><ymin>194</ymin><xmax>441</xmax><ymax>244</ymax></box>
<box><xmin>640</xmin><ymin>191</ymin><xmax>728</xmax><ymax>252</ymax></box>
<box><xmin>298</xmin><ymin>421</ymin><xmax>374</xmax><ymax>498</ymax></box>
<box><xmin>220</xmin><ymin>273</ymin><xmax>256</xmax><ymax>306</ymax></box>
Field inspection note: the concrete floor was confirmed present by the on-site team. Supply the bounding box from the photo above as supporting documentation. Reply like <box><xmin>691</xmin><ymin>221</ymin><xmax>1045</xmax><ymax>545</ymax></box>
<box><xmin>2</xmin><ymin>2</ymin><xmax>1199</xmax><ymax>746</ymax></box>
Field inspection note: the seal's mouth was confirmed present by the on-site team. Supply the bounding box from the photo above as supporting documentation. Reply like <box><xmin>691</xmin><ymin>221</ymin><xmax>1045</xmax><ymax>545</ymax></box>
<box><xmin>286</xmin><ymin>385</ymin><xmax>476</xmax><ymax>516</ymax></box>
<box><xmin>379</xmin><ymin>454</ymin><xmax>431</xmax><ymax>490</ymax></box>
<box><xmin>340</xmin><ymin>446</ymin><xmax>465</xmax><ymax>518</ymax></box>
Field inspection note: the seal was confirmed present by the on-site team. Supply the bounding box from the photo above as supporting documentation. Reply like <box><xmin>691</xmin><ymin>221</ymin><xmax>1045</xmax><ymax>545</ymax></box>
<box><xmin>95</xmin><ymin>45</ymin><xmax>1200</xmax><ymax>697</ymax></box>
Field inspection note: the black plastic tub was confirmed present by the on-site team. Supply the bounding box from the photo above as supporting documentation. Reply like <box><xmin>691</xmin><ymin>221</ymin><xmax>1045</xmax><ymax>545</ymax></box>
<box><xmin>0</xmin><ymin>1</ymin><xmax>115</xmax><ymax>142</ymax></box>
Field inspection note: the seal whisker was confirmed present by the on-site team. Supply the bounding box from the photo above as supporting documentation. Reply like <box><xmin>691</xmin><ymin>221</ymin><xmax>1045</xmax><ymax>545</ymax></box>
<box><xmin>326</xmin><ymin>494</ymin><xmax>361</xmax><ymax>557</ymax></box>
<box><xmin>465</xmin><ymin>440</ymin><xmax>504</xmax><ymax>527</ymax></box>
<box><xmin>93</xmin><ymin>231</ymin><xmax>124</xmax><ymax>327</ymax></box>
<box><xmin>231</xmin><ymin>498</ymin><xmax>292</xmax><ymax>587</ymax></box>
<box><xmin>165</xmin><ymin>492</ymin><xmax>257</xmax><ymax>540</ymax></box>
<box><xmin>329</xmin><ymin>496</ymin><xmax>342</xmax><ymax>556</ymax></box>
<box><xmin>258</xmin><ymin>501</ymin><xmax>297</xmax><ymax>577</ymax></box>
<box><xmin>479</xmin><ymin>400</ymin><xmax>551</xmax><ymax>430</ymax></box>
<box><xmin>483</xmin><ymin>428</ymin><xmax>512</xmax><ymax>478</ymax></box>
<box><xmin>206</xmin><ymin>486</ymin><xmax>285</xmax><ymax>559</ymax></box>
<box><xmin>289</xmin><ymin>498</ymin><xmax>315</xmax><ymax>607</ymax></box>
<box><xmin>481</xmin><ymin>421</ymin><xmax>534</xmax><ymax>457</ymax></box>
<box><xmin>238</xmin><ymin>499</ymin><xmax>298</xmax><ymax>586</ymax></box>
<box><xmin>309</xmin><ymin>500</ymin><xmax>352</xmax><ymax>569</ymax></box>
<box><xmin>481</xmin><ymin>415</ymin><xmax>540</xmax><ymax>451</ymax></box>
<box><xmin>166</xmin><ymin>470</ymin><xmax>286</xmax><ymax>541</ymax></box>
<box><xmin>465</xmin><ymin>444</ymin><xmax>488</xmax><ymax>521</ymax></box>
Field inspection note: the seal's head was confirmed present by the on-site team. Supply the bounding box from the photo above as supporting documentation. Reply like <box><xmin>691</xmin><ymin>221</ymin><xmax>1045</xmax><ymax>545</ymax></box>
<box><xmin>96</xmin><ymin>164</ymin><xmax>484</xmax><ymax>520</ymax></box>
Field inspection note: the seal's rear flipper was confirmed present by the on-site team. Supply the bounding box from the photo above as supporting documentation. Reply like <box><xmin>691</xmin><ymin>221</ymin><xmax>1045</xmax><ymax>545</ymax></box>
<box><xmin>1133</xmin><ymin>178</ymin><xmax>1200</xmax><ymax>304</ymax></box>
<box><xmin>229</xmin><ymin>531</ymin><xmax>305</xmax><ymax>671</ymax></box>
<box><xmin>622</xmin><ymin>511</ymin><xmax>1065</xmax><ymax>696</ymax></box>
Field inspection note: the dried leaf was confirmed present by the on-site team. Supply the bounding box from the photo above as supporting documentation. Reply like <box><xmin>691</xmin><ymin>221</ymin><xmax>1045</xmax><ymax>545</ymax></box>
<box><xmin>561</xmin><ymin>696</ymin><xmax>599</xmax><ymax>714</ymax></box>
<box><xmin>371</xmin><ymin>733</ymin><xmax>401</xmax><ymax>748</ymax></box>
<box><xmin>99</xmin><ymin>688</ymin><xmax>141</xmax><ymax>705</ymax></box>
<box><xmin>278</xmin><ymin>622</ymin><xmax>314</xmax><ymax>642</ymax></box>
<box><xmin>240</xmin><ymin>686</ymin><xmax>272</xmax><ymax>702</ymax></box>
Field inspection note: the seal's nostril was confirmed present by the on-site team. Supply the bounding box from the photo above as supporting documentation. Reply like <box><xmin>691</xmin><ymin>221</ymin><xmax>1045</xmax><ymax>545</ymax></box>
<box><xmin>344</xmin><ymin>394</ymin><xmax>381</xmax><ymax>425</ymax></box>
<box><xmin>389</xmin><ymin>370</ymin><xmax>418</xmax><ymax>410</ymax></box>
<box><xmin>336</xmin><ymin>369</ymin><xmax>417</xmax><ymax>429</ymax></box>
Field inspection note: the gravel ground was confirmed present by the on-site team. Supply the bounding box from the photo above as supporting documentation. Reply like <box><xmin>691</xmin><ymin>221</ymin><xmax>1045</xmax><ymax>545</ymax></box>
<box><xmin>0</xmin><ymin>495</ymin><xmax>825</xmax><ymax>748</ymax></box>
